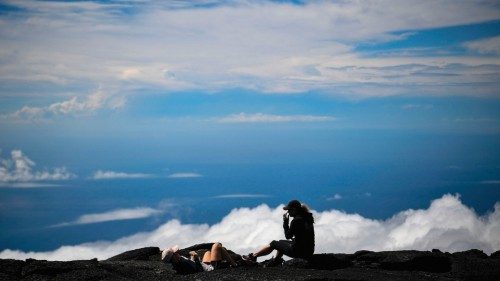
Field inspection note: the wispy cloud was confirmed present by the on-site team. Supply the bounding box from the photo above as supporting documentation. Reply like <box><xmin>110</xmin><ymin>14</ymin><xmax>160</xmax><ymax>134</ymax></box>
<box><xmin>453</xmin><ymin>117</ymin><xmax>498</xmax><ymax>123</ymax></box>
<box><xmin>167</xmin><ymin>172</ymin><xmax>202</xmax><ymax>178</ymax></box>
<box><xmin>0</xmin><ymin>0</ymin><xmax>498</xmax><ymax>117</ymax></box>
<box><xmin>91</xmin><ymin>170</ymin><xmax>154</xmax><ymax>180</ymax></box>
<box><xmin>0</xmin><ymin>149</ymin><xmax>75</xmax><ymax>183</ymax></box>
<box><xmin>464</xmin><ymin>36</ymin><xmax>500</xmax><ymax>55</ymax></box>
<box><xmin>327</xmin><ymin>194</ymin><xmax>343</xmax><ymax>201</ymax></box>
<box><xmin>2</xmin><ymin>194</ymin><xmax>499</xmax><ymax>260</ymax></box>
<box><xmin>218</xmin><ymin>113</ymin><xmax>336</xmax><ymax>123</ymax></box>
<box><xmin>0</xmin><ymin>182</ymin><xmax>61</xmax><ymax>188</ymax></box>
<box><xmin>212</xmin><ymin>194</ymin><xmax>270</xmax><ymax>199</ymax></box>
<box><xmin>2</xmin><ymin>89</ymin><xmax>126</xmax><ymax>122</ymax></box>
<box><xmin>401</xmin><ymin>104</ymin><xmax>433</xmax><ymax>110</ymax></box>
<box><xmin>480</xmin><ymin>180</ymin><xmax>500</xmax><ymax>185</ymax></box>
<box><xmin>52</xmin><ymin>207</ymin><xmax>163</xmax><ymax>227</ymax></box>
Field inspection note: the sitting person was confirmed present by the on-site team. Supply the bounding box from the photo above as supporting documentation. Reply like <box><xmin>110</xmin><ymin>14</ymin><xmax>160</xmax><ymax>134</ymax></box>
<box><xmin>243</xmin><ymin>199</ymin><xmax>315</xmax><ymax>266</ymax></box>
<box><xmin>162</xmin><ymin>242</ymin><xmax>238</xmax><ymax>274</ymax></box>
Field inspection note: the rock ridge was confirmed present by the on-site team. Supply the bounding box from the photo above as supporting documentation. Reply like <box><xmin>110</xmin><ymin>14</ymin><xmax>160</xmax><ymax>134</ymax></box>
<box><xmin>1</xmin><ymin>247</ymin><xmax>499</xmax><ymax>281</ymax></box>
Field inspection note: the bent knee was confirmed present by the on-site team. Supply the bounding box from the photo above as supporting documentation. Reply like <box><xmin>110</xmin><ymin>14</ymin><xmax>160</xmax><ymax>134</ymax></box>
<box><xmin>269</xmin><ymin>240</ymin><xmax>278</xmax><ymax>249</ymax></box>
<box><xmin>213</xmin><ymin>242</ymin><xmax>222</xmax><ymax>248</ymax></box>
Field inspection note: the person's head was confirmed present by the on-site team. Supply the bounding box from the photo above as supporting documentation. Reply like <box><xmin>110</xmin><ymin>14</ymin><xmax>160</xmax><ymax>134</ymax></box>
<box><xmin>161</xmin><ymin>245</ymin><xmax>180</xmax><ymax>263</ymax></box>
<box><xmin>283</xmin><ymin>199</ymin><xmax>302</xmax><ymax>217</ymax></box>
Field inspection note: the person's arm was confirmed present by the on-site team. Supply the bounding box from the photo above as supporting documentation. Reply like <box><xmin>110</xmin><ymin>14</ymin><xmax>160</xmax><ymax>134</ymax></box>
<box><xmin>283</xmin><ymin>213</ymin><xmax>290</xmax><ymax>238</ymax></box>
<box><xmin>189</xmin><ymin>251</ymin><xmax>199</xmax><ymax>261</ymax></box>
<box><xmin>284</xmin><ymin>216</ymin><xmax>295</xmax><ymax>239</ymax></box>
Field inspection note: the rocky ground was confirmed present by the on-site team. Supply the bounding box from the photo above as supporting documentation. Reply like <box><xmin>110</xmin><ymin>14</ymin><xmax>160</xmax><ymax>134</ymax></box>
<box><xmin>1</xmin><ymin>246</ymin><xmax>499</xmax><ymax>281</ymax></box>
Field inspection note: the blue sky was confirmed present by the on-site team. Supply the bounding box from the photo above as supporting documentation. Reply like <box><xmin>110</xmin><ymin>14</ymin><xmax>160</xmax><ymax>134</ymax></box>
<box><xmin>0</xmin><ymin>0</ymin><xmax>499</xmax><ymax>259</ymax></box>
<box><xmin>0</xmin><ymin>0</ymin><xmax>499</xmax><ymax>197</ymax></box>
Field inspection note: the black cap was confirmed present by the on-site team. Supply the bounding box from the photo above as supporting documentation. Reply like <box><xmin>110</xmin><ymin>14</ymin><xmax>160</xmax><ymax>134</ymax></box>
<box><xmin>283</xmin><ymin>200</ymin><xmax>301</xmax><ymax>210</ymax></box>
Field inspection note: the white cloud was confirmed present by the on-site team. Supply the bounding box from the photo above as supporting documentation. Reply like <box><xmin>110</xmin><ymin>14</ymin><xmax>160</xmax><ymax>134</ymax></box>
<box><xmin>401</xmin><ymin>104</ymin><xmax>433</xmax><ymax>110</ymax></box>
<box><xmin>91</xmin><ymin>170</ymin><xmax>154</xmax><ymax>180</ymax></box>
<box><xmin>327</xmin><ymin>194</ymin><xmax>343</xmax><ymax>201</ymax></box>
<box><xmin>218</xmin><ymin>113</ymin><xmax>336</xmax><ymax>123</ymax></box>
<box><xmin>480</xmin><ymin>180</ymin><xmax>500</xmax><ymax>185</ymax></box>
<box><xmin>167</xmin><ymin>172</ymin><xmax>202</xmax><ymax>178</ymax></box>
<box><xmin>213</xmin><ymin>194</ymin><xmax>271</xmax><ymax>199</ymax></box>
<box><xmin>453</xmin><ymin>117</ymin><xmax>499</xmax><ymax>123</ymax></box>
<box><xmin>464</xmin><ymin>36</ymin><xmax>500</xmax><ymax>55</ymax></box>
<box><xmin>0</xmin><ymin>149</ymin><xmax>75</xmax><ymax>183</ymax></box>
<box><xmin>52</xmin><ymin>207</ymin><xmax>163</xmax><ymax>227</ymax></box>
<box><xmin>0</xmin><ymin>182</ymin><xmax>61</xmax><ymax>188</ymax></box>
<box><xmin>3</xmin><ymin>89</ymin><xmax>126</xmax><ymax>122</ymax></box>
<box><xmin>0</xmin><ymin>0</ymin><xmax>499</xmax><ymax>106</ymax></box>
<box><xmin>0</xmin><ymin>194</ymin><xmax>498</xmax><ymax>261</ymax></box>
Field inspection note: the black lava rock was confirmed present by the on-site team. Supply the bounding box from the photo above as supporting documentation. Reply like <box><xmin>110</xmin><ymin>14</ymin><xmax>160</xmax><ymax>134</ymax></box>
<box><xmin>283</xmin><ymin>254</ymin><xmax>352</xmax><ymax>270</ymax></box>
<box><xmin>451</xmin><ymin>252</ymin><xmax>500</xmax><ymax>281</ymax></box>
<box><xmin>2</xmin><ymin>247</ymin><xmax>500</xmax><ymax>281</ymax></box>
<box><xmin>0</xmin><ymin>259</ymin><xmax>24</xmax><ymax>276</ymax></box>
<box><xmin>379</xmin><ymin>251</ymin><xmax>451</xmax><ymax>273</ymax></box>
<box><xmin>452</xmin><ymin>249</ymin><xmax>488</xmax><ymax>259</ymax></box>
<box><xmin>21</xmin><ymin>259</ymin><xmax>99</xmax><ymax>277</ymax></box>
<box><xmin>107</xmin><ymin>247</ymin><xmax>160</xmax><ymax>261</ymax></box>
<box><xmin>490</xmin><ymin>250</ymin><xmax>500</xmax><ymax>259</ymax></box>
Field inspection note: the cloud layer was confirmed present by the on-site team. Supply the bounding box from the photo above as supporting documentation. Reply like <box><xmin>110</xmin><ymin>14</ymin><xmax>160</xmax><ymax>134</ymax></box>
<box><xmin>218</xmin><ymin>113</ymin><xmax>335</xmax><ymax>123</ymax></box>
<box><xmin>464</xmin><ymin>36</ymin><xmax>500</xmax><ymax>55</ymax></box>
<box><xmin>213</xmin><ymin>194</ymin><xmax>271</xmax><ymax>199</ymax></box>
<box><xmin>0</xmin><ymin>149</ymin><xmax>75</xmax><ymax>184</ymax></box>
<box><xmin>1</xmin><ymin>0</ymin><xmax>500</xmax><ymax>122</ymax></box>
<box><xmin>3</xmin><ymin>89</ymin><xmax>126</xmax><ymax>122</ymax></box>
<box><xmin>1</xmin><ymin>194</ymin><xmax>498</xmax><ymax>261</ymax></box>
<box><xmin>91</xmin><ymin>170</ymin><xmax>153</xmax><ymax>180</ymax></box>
<box><xmin>167</xmin><ymin>173</ymin><xmax>203</xmax><ymax>178</ymax></box>
<box><xmin>52</xmin><ymin>207</ymin><xmax>163</xmax><ymax>227</ymax></box>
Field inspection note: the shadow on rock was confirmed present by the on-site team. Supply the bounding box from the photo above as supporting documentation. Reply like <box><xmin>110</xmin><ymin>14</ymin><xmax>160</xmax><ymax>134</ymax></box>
<box><xmin>284</xmin><ymin>254</ymin><xmax>352</xmax><ymax>270</ymax></box>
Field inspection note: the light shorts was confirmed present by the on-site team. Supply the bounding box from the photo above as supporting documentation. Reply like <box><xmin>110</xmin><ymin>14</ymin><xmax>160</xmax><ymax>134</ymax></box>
<box><xmin>201</xmin><ymin>262</ymin><xmax>215</xmax><ymax>271</ymax></box>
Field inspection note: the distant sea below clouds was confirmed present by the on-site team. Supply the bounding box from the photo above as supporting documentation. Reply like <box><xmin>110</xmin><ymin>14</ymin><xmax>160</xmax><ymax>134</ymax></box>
<box><xmin>0</xmin><ymin>159</ymin><xmax>499</xmax><ymax>260</ymax></box>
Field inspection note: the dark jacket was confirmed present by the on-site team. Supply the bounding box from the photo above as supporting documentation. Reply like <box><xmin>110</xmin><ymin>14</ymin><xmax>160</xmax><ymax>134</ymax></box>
<box><xmin>284</xmin><ymin>212</ymin><xmax>315</xmax><ymax>256</ymax></box>
<box><xmin>171</xmin><ymin>255</ymin><xmax>203</xmax><ymax>275</ymax></box>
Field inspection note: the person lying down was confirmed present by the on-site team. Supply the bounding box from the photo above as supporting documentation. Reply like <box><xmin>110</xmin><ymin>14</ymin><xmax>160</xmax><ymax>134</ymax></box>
<box><xmin>161</xmin><ymin>242</ymin><xmax>240</xmax><ymax>274</ymax></box>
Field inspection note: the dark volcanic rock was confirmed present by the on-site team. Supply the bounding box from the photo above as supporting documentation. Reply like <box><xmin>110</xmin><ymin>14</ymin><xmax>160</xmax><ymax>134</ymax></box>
<box><xmin>98</xmin><ymin>260</ymin><xmax>175</xmax><ymax>281</ymax></box>
<box><xmin>379</xmin><ymin>251</ymin><xmax>451</xmax><ymax>273</ymax></box>
<box><xmin>21</xmin><ymin>259</ymin><xmax>99</xmax><ymax>277</ymax></box>
<box><xmin>0</xmin><ymin>259</ymin><xmax>24</xmax><ymax>276</ymax></box>
<box><xmin>107</xmin><ymin>247</ymin><xmax>160</xmax><ymax>261</ymax></box>
<box><xmin>353</xmin><ymin>251</ymin><xmax>388</xmax><ymax>263</ymax></box>
<box><xmin>450</xmin><ymin>249</ymin><xmax>500</xmax><ymax>281</ymax></box>
<box><xmin>490</xmin><ymin>250</ymin><xmax>500</xmax><ymax>259</ymax></box>
<box><xmin>283</xmin><ymin>254</ymin><xmax>352</xmax><ymax>270</ymax></box>
<box><xmin>2</xmin><ymin>248</ymin><xmax>500</xmax><ymax>281</ymax></box>
<box><xmin>352</xmin><ymin>250</ymin><xmax>374</xmax><ymax>258</ymax></box>
<box><xmin>0</xmin><ymin>259</ymin><xmax>175</xmax><ymax>281</ymax></box>
<box><xmin>176</xmin><ymin>266</ymin><xmax>456</xmax><ymax>281</ymax></box>
<box><xmin>349</xmin><ymin>250</ymin><xmax>453</xmax><ymax>272</ymax></box>
<box><xmin>452</xmin><ymin>249</ymin><xmax>488</xmax><ymax>259</ymax></box>
<box><xmin>350</xmin><ymin>251</ymin><xmax>387</xmax><ymax>268</ymax></box>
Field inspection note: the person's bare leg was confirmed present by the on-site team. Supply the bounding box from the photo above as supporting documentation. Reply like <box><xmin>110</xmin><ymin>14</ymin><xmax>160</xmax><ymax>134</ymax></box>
<box><xmin>210</xmin><ymin>242</ymin><xmax>222</xmax><ymax>262</ymax></box>
<box><xmin>202</xmin><ymin>251</ymin><xmax>212</xmax><ymax>263</ymax></box>
<box><xmin>252</xmin><ymin>244</ymin><xmax>274</xmax><ymax>258</ymax></box>
<box><xmin>274</xmin><ymin>250</ymin><xmax>283</xmax><ymax>260</ymax></box>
